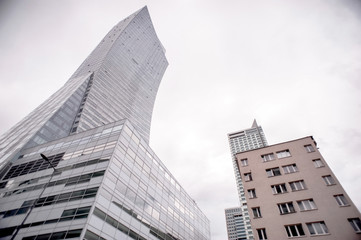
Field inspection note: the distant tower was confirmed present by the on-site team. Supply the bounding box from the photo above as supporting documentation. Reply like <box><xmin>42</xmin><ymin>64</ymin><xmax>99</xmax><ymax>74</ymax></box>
<box><xmin>225</xmin><ymin>120</ymin><xmax>268</xmax><ymax>240</ymax></box>
<box><xmin>225</xmin><ymin>207</ymin><xmax>245</xmax><ymax>240</ymax></box>
<box><xmin>0</xmin><ymin>7</ymin><xmax>210</xmax><ymax>240</ymax></box>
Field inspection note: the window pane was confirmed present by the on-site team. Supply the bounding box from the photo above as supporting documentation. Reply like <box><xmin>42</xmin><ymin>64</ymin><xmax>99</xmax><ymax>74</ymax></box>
<box><xmin>307</xmin><ymin>222</ymin><xmax>328</xmax><ymax>235</ymax></box>
<box><xmin>285</xmin><ymin>226</ymin><xmax>291</xmax><ymax>237</ymax></box>
<box><xmin>76</xmin><ymin>206</ymin><xmax>91</xmax><ymax>215</ymax></box>
<box><xmin>277</xmin><ymin>150</ymin><xmax>291</xmax><ymax>158</ymax></box>
<box><xmin>257</xmin><ymin>228</ymin><xmax>267</xmax><ymax>240</ymax></box>
<box><xmin>248</xmin><ymin>189</ymin><xmax>256</xmax><ymax>198</ymax></box>
<box><xmin>305</xmin><ymin>145</ymin><xmax>315</xmax><ymax>152</ymax></box>
<box><xmin>241</xmin><ymin>159</ymin><xmax>248</xmax><ymax>166</ymax></box>
<box><xmin>314</xmin><ymin>223</ymin><xmax>323</xmax><ymax>234</ymax></box>
<box><xmin>84</xmin><ymin>231</ymin><xmax>99</xmax><ymax>240</ymax></box>
<box><xmin>307</xmin><ymin>224</ymin><xmax>315</xmax><ymax>235</ymax></box>
<box><xmin>321</xmin><ymin>223</ymin><xmax>328</xmax><ymax>233</ymax></box>
<box><xmin>334</xmin><ymin>195</ymin><xmax>348</xmax><ymax>206</ymax></box>
<box><xmin>66</xmin><ymin>229</ymin><xmax>82</xmax><ymax>238</ymax></box>
<box><xmin>297</xmin><ymin>225</ymin><xmax>305</xmax><ymax>235</ymax></box>
<box><xmin>61</xmin><ymin>209</ymin><xmax>76</xmax><ymax>217</ymax></box>
<box><xmin>349</xmin><ymin>218</ymin><xmax>361</xmax><ymax>232</ymax></box>
<box><xmin>289</xmin><ymin>204</ymin><xmax>295</xmax><ymax>212</ymax></box>
<box><xmin>304</xmin><ymin>201</ymin><xmax>311</xmax><ymax>210</ymax></box>
<box><xmin>262</xmin><ymin>153</ymin><xmax>275</xmax><ymax>162</ymax></box>
<box><xmin>313</xmin><ymin>159</ymin><xmax>324</xmax><ymax>168</ymax></box>
<box><xmin>310</xmin><ymin>200</ymin><xmax>316</xmax><ymax>209</ymax></box>
<box><xmin>50</xmin><ymin>231</ymin><xmax>66</xmax><ymax>239</ymax></box>
<box><xmin>297</xmin><ymin>202</ymin><xmax>305</xmax><ymax>211</ymax></box>
<box><xmin>290</xmin><ymin>226</ymin><xmax>298</xmax><ymax>236</ymax></box>
<box><xmin>244</xmin><ymin>173</ymin><xmax>252</xmax><ymax>181</ymax></box>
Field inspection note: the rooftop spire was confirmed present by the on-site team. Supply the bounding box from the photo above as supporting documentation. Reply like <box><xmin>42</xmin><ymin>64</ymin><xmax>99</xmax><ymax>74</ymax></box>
<box><xmin>252</xmin><ymin>119</ymin><xmax>258</xmax><ymax>128</ymax></box>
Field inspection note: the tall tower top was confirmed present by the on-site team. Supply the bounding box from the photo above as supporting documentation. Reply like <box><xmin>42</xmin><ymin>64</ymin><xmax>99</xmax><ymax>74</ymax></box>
<box><xmin>0</xmin><ymin>7</ymin><xmax>168</xmax><ymax>169</ymax></box>
<box><xmin>252</xmin><ymin>119</ymin><xmax>258</xmax><ymax>128</ymax></box>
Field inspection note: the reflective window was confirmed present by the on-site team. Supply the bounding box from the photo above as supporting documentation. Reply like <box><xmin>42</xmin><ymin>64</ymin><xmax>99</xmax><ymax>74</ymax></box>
<box><xmin>266</xmin><ymin>167</ymin><xmax>281</xmax><ymax>177</ymax></box>
<box><xmin>334</xmin><ymin>194</ymin><xmax>349</xmax><ymax>206</ymax></box>
<box><xmin>285</xmin><ymin>224</ymin><xmax>305</xmax><ymax>237</ymax></box>
<box><xmin>276</xmin><ymin>150</ymin><xmax>291</xmax><ymax>158</ymax></box>
<box><xmin>240</xmin><ymin>159</ymin><xmax>248</xmax><ymax>166</ymax></box>
<box><xmin>244</xmin><ymin>172</ymin><xmax>252</xmax><ymax>182</ymax></box>
<box><xmin>322</xmin><ymin>175</ymin><xmax>335</xmax><ymax>185</ymax></box>
<box><xmin>248</xmin><ymin>189</ymin><xmax>256</xmax><ymax>199</ymax></box>
<box><xmin>278</xmin><ymin>202</ymin><xmax>296</xmax><ymax>215</ymax></box>
<box><xmin>313</xmin><ymin>159</ymin><xmax>324</xmax><ymax>168</ymax></box>
<box><xmin>297</xmin><ymin>199</ymin><xmax>317</xmax><ymax>211</ymax></box>
<box><xmin>282</xmin><ymin>164</ymin><xmax>298</xmax><ymax>174</ymax></box>
<box><xmin>304</xmin><ymin>145</ymin><xmax>315</xmax><ymax>153</ymax></box>
<box><xmin>252</xmin><ymin>207</ymin><xmax>262</xmax><ymax>218</ymax></box>
<box><xmin>272</xmin><ymin>184</ymin><xmax>287</xmax><ymax>194</ymax></box>
<box><xmin>306</xmin><ymin>222</ymin><xmax>329</xmax><ymax>235</ymax></box>
<box><xmin>289</xmin><ymin>180</ymin><xmax>306</xmax><ymax>191</ymax></box>
<box><xmin>261</xmin><ymin>153</ymin><xmax>275</xmax><ymax>162</ymax></box>
<box><xmin>348</xmin><ymin>218</ymin><xmax>361</xmax><ymax>233</ymax></box>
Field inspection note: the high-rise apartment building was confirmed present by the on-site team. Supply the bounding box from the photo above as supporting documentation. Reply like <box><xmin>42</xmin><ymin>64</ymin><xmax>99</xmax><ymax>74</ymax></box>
<box><xmin>224</xmin><ymin>207</ymin><xmax>245</xmax><ymax>240</ymax></box>
<box><xmin>235</xmin><ymin>136</ymin><xmax>361</xmax><ymax>239</ymax></box>
<box><xmin>225</xmin><ymin>120</ymin><xmax>267</xmax><ymax>240</ymax></box>
<box><xmin>0</xmin><ymin>7</ymin><xmax>210</xmax><ymax>240</ymax></box>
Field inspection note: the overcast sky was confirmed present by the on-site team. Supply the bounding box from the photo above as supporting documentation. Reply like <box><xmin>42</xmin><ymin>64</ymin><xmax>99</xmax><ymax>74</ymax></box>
<box><xmin>0</xmin><ymin>0</ymin><xmax>361</xmax><ymax>239</ymax></box>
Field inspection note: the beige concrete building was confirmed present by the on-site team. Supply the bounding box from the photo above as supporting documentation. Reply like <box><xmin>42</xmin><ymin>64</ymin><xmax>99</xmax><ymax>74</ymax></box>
<box><xmin>235</xmin><ymin>136</ymin><xmax>361</xmax><ymax>240</ymax></box>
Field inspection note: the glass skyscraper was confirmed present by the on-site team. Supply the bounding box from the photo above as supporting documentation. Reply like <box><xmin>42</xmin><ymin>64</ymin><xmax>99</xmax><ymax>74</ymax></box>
<box><xmin>225</xmin><ymin>120</ymin><xmax>267</xmax><ymax>240</ymax></box>
<box><xmin>0</xmin><ymin>7</ymin><xmax>210</xmax><ymax>240</ymax></box>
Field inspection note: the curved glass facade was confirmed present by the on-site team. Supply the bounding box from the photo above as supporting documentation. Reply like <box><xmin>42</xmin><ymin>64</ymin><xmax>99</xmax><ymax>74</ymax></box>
<box><xmin>0</xmin><ymin>7</ymin><xmax>210</xmax><ymax>240</ymax></box>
